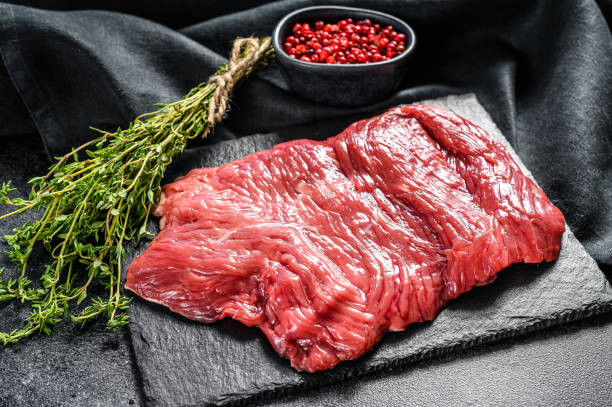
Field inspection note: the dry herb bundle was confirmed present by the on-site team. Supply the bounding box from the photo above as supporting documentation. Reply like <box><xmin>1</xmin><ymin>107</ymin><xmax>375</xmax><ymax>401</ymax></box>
<box><xmin>0</xmin><ymin>37</ymin><xmax>273</xmax><ymax>344</ymax></box>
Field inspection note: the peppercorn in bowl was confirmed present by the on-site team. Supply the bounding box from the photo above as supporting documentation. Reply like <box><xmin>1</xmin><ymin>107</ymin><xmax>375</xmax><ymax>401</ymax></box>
<box><xmin>272</xmin><ymin>5</ymin><xmax>416</xmax><ymax>106</ymax></box>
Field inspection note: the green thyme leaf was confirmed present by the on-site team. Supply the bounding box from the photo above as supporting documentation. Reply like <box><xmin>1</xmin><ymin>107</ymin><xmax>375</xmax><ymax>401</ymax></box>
<box><xmin>0</xmin><ymin>37</ymin><xmax>274</xmax><ymax>344</ymax></box>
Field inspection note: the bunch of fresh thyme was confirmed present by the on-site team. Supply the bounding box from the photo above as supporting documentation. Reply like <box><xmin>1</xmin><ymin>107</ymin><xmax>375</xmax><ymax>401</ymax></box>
<box><xmin>0</xmin><ymin>37</ymin><xmax>273</xmax><ymax>344</ymax></box>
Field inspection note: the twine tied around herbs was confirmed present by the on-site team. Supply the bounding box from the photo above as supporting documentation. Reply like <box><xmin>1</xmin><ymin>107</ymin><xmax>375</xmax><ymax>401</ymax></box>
<box><xmin>0</xmin><ymin>35</ymin><xmax>276</xmax><ymax>345</ymax></box>
<box><xmin>204</xmin><ymin>36</ymin><xmax>273</xmax><ymax>138</ymax></box>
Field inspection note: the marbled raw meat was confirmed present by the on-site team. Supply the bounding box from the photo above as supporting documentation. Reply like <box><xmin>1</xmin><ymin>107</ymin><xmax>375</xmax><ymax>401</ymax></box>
<box><xmin>125</xmin><ymin>104</ymin><xmax>565</xmax><ymax>372</ymax></box>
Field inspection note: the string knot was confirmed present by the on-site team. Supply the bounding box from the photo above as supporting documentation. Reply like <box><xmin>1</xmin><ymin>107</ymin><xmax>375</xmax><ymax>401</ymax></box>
<box><xmin>205</xmin><ymin>37</ymin><xmax>272</xmax><ymax>135</ymax></box>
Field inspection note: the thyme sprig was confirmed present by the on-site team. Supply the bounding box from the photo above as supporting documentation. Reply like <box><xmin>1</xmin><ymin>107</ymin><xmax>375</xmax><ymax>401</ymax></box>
<box><xmin>0</xmin><ymin>37</ymin><xmax>273</xmax><ymax>344</ymax></box>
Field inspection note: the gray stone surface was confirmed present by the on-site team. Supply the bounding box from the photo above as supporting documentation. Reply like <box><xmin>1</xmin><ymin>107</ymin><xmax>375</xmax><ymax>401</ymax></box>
<box><xmin>0</xmin><ymin>319</ymin><xmax>140</xmax><ymax>407</ymax></box>
<box><xmin>0</xmin><ymin>133</ymin><xmax>142</xmax><ymax>407</ymax></box>
<box><xmin>277</xmin><ymin>312</ymin><xmax>612</xmax><ymax>407</ymax></box>
<box><xmin>127</xmin><ymin>95</ymin><xmax>612</xmax><ymax>406</ymax></box>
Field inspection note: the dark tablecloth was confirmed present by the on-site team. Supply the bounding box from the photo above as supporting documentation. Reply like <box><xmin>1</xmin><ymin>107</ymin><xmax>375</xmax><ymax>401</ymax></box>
<box><xmin>0</xmin><ymin>1</ymin><xmax>611</xmax><ymax>406</ymax></box>
<box><xmin>1</xmin><ymin>0</ymin><xmax>610</xmax><ymax>277</ymax></box>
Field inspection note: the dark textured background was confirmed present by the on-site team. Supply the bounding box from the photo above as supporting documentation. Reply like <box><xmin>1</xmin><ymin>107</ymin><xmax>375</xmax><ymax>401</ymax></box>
<box><xmin>0</xmin><ymin>1</ymin><xmax>611</xmax><ymax>406</ymax></box>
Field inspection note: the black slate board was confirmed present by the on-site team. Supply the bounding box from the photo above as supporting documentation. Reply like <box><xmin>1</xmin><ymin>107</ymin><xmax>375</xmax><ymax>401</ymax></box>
<box><xmin>127</xmin><ymin>94</ymin><xmax>612</xmax><ymax>406</ymax></box>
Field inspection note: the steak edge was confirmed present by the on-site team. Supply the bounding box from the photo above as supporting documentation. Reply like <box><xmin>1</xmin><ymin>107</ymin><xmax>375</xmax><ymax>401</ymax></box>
<box><xmin>125</xmin><ymin>104</ymin><xmax>565</xmax><ymax>372</ymax></box>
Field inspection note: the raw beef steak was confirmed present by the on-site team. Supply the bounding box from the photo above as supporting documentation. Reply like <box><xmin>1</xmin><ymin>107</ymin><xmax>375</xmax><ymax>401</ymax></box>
<box><xmin>125</xmin><ymin>104</ymin><xmax>565</xmax><ymax>372</ymax></box>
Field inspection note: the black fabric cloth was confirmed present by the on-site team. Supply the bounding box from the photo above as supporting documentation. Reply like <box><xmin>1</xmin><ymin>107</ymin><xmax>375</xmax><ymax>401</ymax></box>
<box><xmin>0</xmin><ymin>0</ymin><xmax>610</xmax><ymax>281</ymax></box>
<box><xmin>0</xmin><ymin>1</ymin><xmax>611</xmax><ymax>405</ymax></box>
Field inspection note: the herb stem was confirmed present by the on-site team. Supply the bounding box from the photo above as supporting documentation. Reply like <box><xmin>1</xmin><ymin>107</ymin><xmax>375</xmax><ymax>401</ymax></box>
<box><xmin>0</xmin><ymin>37</ymin><xmax>274</xmax><ymax>344</ymax></box>
<box><xmin>0</xmin><ymin>204</ymin><xmax>35</xmax><ymax>221</ymax></box>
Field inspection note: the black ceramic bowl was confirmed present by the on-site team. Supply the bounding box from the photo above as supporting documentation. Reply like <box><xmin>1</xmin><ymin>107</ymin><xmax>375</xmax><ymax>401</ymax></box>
<box><xmin>272</xmin><ymin>6</ymin><xmax>416</xmax><ymax>107</ymax></box>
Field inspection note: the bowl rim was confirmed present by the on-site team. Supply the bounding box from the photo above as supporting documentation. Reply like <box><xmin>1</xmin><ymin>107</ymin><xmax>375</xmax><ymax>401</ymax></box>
<box><xmin>272</xmin><ymin>5</ymin><xmax>416</xmax><ymax>70</ymax></box>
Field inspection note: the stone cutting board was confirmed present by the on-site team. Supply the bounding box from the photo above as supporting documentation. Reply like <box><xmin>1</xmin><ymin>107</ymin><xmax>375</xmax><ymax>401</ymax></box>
<box><xmin>127</xmin><ymin>94</ymin><xmax>612</xmax><ymax>406</ymax></box>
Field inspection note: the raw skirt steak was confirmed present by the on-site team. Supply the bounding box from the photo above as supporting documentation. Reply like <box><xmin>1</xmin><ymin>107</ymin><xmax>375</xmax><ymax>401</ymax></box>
<box><xmin>125</xmin><ymin>104</ymin><xmax>565</xmax><ymax>372</ymax></box>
